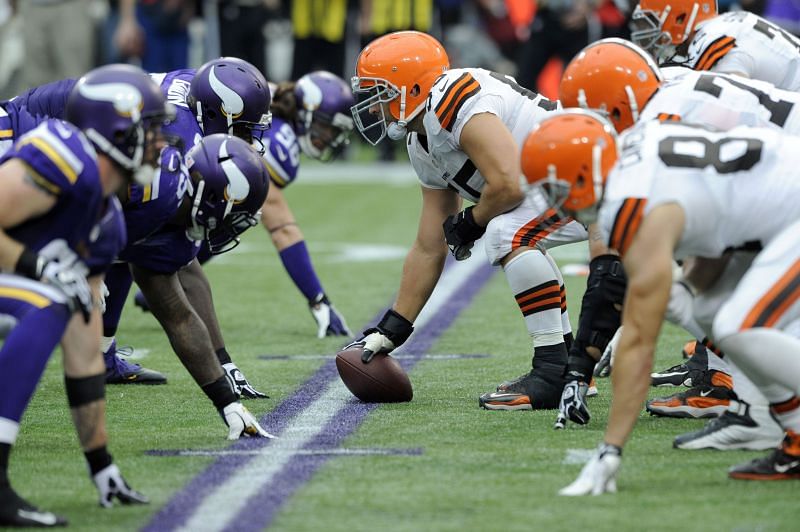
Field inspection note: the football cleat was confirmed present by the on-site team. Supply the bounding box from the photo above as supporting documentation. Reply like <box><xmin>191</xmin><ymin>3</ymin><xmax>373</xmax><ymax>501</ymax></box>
<box><xmin>0</xmin><ymin>486</ymin><xmax>67</xmax><ymax>527</ymax></box>
<box><xmin>481</xmin><ymin>370</ymin><xmax>563</xmax><ymax>410</ymax></box>
<box><xmin>651</xmin><ymin>346</ymin><xmax>709</xmax><ymax>387</ymax></box>
<box><xmin>674</xmin><ymin>401</ymin><xmax>784</xmax><ymax>451</ymax></box>
<box><xmin>104</xmin><ymin>341</ymin><xmax>166</xmax><ymax>385</ymax></box>
<box><xmin>729</xmin><ymin>432</ymin><xmax>800</xmax><ymax>480</ymax></box>
<box><xmin>646</xmin><ymin>384</ymin><xmax>734</xmax><ymax>419</ymax></box>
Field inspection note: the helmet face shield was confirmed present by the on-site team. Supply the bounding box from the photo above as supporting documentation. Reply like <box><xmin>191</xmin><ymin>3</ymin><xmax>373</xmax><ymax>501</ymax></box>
<box><xmin>350</xmin><ymin>78</ymin><xmax>399</xmax><ymax>145</ymax></box>
<box><xmin>631</xmin><ymin>8</ymin><xmax>676</xmax><ymax>62</ymax></box>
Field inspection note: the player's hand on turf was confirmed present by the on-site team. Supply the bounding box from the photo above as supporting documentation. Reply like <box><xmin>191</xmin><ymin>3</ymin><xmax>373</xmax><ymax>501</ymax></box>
<box><xmin>223</xmin><ymin>362</ymin><xmax>269</xmax><ymax>399</ymax></box>
<box><xmin>309</xmin><ymin>293</ymin><xmax>352</xmax><ymax>338</ymax></box>
<box><xmin>221</xmin><ymin>402</ymin><xmax>275</xmax><ymax>440</ymax></box>
<box><xmin>554</xmin><ymin>380</ymin><xmax>591</xmax><ymax>429</ymax></box>
<box><xmin>92</xmin><ymin>464</ymin><xmax>149</xmax><ymax>508</ymax></box>
<box><xmin>559</xmin><ymin>443</ymin><xmax>621</xmax><ymax>496</ymax></box>
<box><xmin>594</xmin><ymin>326</ymin><xmax>622</xmax><ymax>378</ymax></box>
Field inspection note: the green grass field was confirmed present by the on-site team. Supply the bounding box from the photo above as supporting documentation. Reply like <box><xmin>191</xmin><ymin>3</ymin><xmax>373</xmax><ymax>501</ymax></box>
<box><xmin>7</xmin><ymin>171</ymin><xmax>800</xmax><ymax>531</ymax></box>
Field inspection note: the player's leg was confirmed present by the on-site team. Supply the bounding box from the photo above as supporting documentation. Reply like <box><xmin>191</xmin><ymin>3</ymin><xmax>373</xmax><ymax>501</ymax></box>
<box><xmin>102</xmin><ymin>263</ymin><xmax>165</xmax><ymax>384</ymax></box>
<box><xmin>713</xmin><ymin>222</ymin><xmax>800</xmax><ymax>478</ymax></box>
<box><xmin>479</xmin><ymin>197</ymin><xmax>586</xmax><ymax>410</ymax></box>
<box><xmin>0</xmin><ymin>275</ymin><xmax>71</xmax><ymax>527</ymax></box>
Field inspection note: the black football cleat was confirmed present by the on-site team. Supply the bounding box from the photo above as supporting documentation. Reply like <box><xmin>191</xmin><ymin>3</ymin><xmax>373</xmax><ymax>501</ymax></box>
<box><xmin>480</xmin><ymin>369</ymin><xmax>564</xmax><ymax>410</ymax></box>
<box><xmin>0</xmin><ymin>486</ymin><xmax>67</xmax><ymax>527</ymax></box>
<box><xmin>729</xmin><ymin>432</ymin><xmax>800</xmax><ymax>480</ymax></box>
<box><xmin>104</xmin><ymin>342</ymin><xmax>166</xmax><ymax>385</ymax></box>
<box><xmin>646</xmin><ymin>383</ymin><xmax>734</xmax><ymax>419</ymax></box>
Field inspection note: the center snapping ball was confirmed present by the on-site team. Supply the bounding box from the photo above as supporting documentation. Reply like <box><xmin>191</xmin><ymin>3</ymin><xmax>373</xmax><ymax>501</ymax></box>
<box><xmin>335</xmin><ymin>346</ymin><xmax>413</xmax><ymax>403</ymax></box>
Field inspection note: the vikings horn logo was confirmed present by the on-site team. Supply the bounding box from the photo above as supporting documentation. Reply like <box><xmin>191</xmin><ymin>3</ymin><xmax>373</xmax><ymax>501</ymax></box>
<box><xmin>219</xmin><ymin>139</ymin><xmax>250</xmax><ymax>204</ymax></box>
<box><xmin>209</xmin><ymin>66</ymin><xmax>245</xmax><ymax>119</ymax></box>
<box><xmin>78</xmin><ymin>82</ymin><xmax>144</xmax><ymax>119</ymax></box>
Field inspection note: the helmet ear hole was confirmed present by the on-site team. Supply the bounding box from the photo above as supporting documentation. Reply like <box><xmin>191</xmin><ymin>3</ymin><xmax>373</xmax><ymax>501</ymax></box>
<box><xmin>410</xmin><ymin>84</ymin><xmax>421</xmax><ymax>97</ymax></box>
<box><xmin>206</xmin><ymin>108</ymin><xmax>217</xmax><ymax>120</ymax></box>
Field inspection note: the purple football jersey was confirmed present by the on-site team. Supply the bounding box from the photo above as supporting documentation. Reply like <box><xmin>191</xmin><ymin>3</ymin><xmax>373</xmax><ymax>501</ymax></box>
<box><xmin>84</xmin><ymin>196</ymin><xmax>127</xmax><ymax>276</ymax></box>
<box><xmin>118</xmin><ymin>146</ymin><xmax>197</xmax><ymax>273</ymax></box>
<box><xmin>0</xmin><ymin>103</ymin><xmax>50</xmax><ymax>157</ymax></box>
<box><xmin>151</xmin><ymin>69</ymin><xmax>204</xmax><ymax>153</ymax></box>
<box><xmin>3</xmin><ymin>120</ymin><xmax>103</xmax><ymax>255</ymax></box>
<box><xmin>261</xmin><ymin>116</ymin><xmax>300</xmax><ymax>188</ymax></box>
<box><xmin>7</xmin><ymin>78</ymin><xmax>76</xmax><ymax>121</ymax></box>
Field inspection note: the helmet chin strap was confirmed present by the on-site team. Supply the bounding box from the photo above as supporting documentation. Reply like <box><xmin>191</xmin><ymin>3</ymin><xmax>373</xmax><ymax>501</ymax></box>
<box><xmin>387</xmin><ymin>122</ymin><xmax>407</xmax><ymax>140</ymax></box>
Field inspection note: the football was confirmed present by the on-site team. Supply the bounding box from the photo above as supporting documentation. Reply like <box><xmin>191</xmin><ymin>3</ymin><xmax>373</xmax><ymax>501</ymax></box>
<box><xmin>335</xmin><ymin>347</ymin><xmax>413</xmax><ymax>403</ymax></box>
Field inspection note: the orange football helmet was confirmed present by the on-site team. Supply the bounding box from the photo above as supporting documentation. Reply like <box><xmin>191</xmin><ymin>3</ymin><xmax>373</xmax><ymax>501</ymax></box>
<box><xmin>560</xmin><ymin>38</ymin><xmax>663</xmax><ymax>133</ymax></box>
<box><xmin>521</xmin><ymin>110</ymin><xmax>618</xmax><ymax>224</ymax></box>
<box><xmin>351</xmin><ymin>31</ymin><xmax>449</xmax><ymax>144</ymax></box>
<box><xmin>631</xmin><ymin>0</ymin><xmax>718</xmax><ymax>62</ymax></box>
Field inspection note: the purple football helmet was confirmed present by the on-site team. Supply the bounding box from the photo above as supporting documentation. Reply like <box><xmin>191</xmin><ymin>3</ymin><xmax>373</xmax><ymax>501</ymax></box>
<box><xmin>188</xmin><ymin>57</ymin><xmax>272</xmax><ymax>147</ymax></box>
<box><xmin>184</xmin><ymin>133</ymin><xmax>269</xmax><ymax>254</ymax></box>
<box><xmin>294</xmin><ymin>71</ymin><xmax>354</xmax><ymax>162</ymax></box>
<box><xmin>66</xmin><ymin>64</ymin><xmax>175</xmax><ymax>185</ymax></box>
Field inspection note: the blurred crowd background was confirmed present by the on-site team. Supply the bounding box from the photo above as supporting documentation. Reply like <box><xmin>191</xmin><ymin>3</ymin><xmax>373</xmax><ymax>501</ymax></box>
<box><xmin>0</xmin><ymin>0</ymin><xmax>792</xmax><ymax>107</ymax></box>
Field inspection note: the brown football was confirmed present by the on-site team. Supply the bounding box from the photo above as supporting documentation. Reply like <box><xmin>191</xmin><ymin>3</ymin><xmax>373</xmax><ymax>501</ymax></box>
<box><xmin>335</xmin><ymin>347</ymin><xmax>413</xmax><ymax>403</ymax></box>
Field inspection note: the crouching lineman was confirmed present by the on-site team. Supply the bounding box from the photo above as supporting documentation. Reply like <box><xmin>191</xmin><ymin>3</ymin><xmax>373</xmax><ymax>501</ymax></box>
<box><xmin>520</xmin><ymin>110</ymin><xmax>800</xmax><ymax>494</ymax></box>
<box><xmin>105</xmin><ymin>133</ymin><xmax>274</xmax><ymax>439</ymax></box>
<box><xmin>348</xmin><ymin>30</ymin><xmax>587</xmax><ymax>410</ymax></box>
<box><xmin>10</xmin><ymin>57</ymin><xmax>274</xmax><ymax>394</ymax></box>
<box><xmin>0</xmin><ymin>64</ymin><xmax>172</xmax><ymax>527</ymax></box>
<box><xmin>553</xmin><ymin>37</ymin><xmax>800</xmax><ymax>448</ymax></box>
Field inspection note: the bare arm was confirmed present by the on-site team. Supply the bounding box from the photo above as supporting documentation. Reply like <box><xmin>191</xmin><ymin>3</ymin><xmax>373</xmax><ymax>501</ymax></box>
<box><xmin>393</xmin><ymin>186</ymin><xmax>461</xmax><ymax>322</ymax></box>
<box><xmin>459</xmin><ymin>113</ymin><xmax>524</xmax><ymax>226</ymax></box>
<box><xmin>61</xmin><ymin>275</ymin><xmax>106</xmax><ymax>451</ymax></box>
<box><xmin>605</xmin><ymin>204</ymin><xmax>685</xmax><ymax>447</ymax></box>
<box><xmin>260</xmin><ymin>185</ymin><xmax>304</xmax><ymax>250</ymax></box>
<box><xmin>178</xmin><ymin>259</ymin><xmax>225</xmax><ymax>351</ymax></box>
<box><xmin>0</xmin><ymin>159</ymin><xmax>57</xmax><ymax>271</ymax></box>
<box><xmin>131</xmin><ymin>265</ymin><xmax>224</xmax><ymax>386</ymax></box>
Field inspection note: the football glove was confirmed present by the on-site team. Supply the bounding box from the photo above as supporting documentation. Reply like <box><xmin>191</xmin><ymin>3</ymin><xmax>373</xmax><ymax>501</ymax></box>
<box><xmin>20</xmin><ymin>241</ymin><xmax>93</xmax><ymax>322</ymax></box>
<box><xmin>594</xmin><ymin>326</ymin><xmax>622</xmax><ymax>378</ymax></box>
<box><xmin>223</xmin><ymin>362</ymin><xmax>269</xmax><ymax>399</ymax></box>
<box><xmin>309</xmin><ymin>293</ymin><xmax>352</xmax><ymax>338</ymax></box>
<box><xmin>554</xmin><ymin>380</ymin><xmax>591</xmax><ymax>429</ymax></box>
<box><xmin>221</xmin><ymin>402</ymin><xmax>275</xmax><ymax>440</ymax></box>
<box><xmin>92</xmin><ymin>464</ymin><xmax>149</xmax><ymax>508</ymax></box>
<box><xmin>443</xmin><ymin>206</ymin><xmax>485</xmax><ymax>261</ymax></box>
<box><xmin>344</xmin><ymin>309</ymin><xmax>414</xmax><ymax>363</ymax></box>
<box><xmin>559</xmin><ymin>443</ymin><xmax>622</xmax><ymax>496</ymax></box>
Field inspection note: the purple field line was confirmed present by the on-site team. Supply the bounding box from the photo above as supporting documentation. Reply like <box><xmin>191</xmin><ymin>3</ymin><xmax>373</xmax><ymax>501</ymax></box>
<box><xmin>142</xmin><ymin>260</ymin><xmax>495</xmax><ymax>532</ymax></box>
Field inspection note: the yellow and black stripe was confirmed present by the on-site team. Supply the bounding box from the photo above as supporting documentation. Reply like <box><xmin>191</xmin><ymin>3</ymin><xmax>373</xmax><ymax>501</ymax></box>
<box><xmin>512</xmin><ymin>208</ymin><xmax>569</xmax><ymax>249</ymax></box>
<box><xmin>695</xmin><ymin>36</ymin><xmax>736</xmax><ymax>71</ymax></box>
<box><xmin>609</xmin><ymin>198</ymin><xmax>647</xmax><ymax>257</ymax></box>
<box><xmin>740</xmin><ymin>257</ymin><xmax>800</xmax><ymax>329</ymax></box>
<box><xmin>515</xmin><ymin>280</ymin><xmax>561</xmax><ymax>317</ymax></box>
<box><xmin>434</xmin><ymin>73</ymin><xmax>481</xmax><ymax>132</ymax></box>
<box><xmin>0</xmin><ymin>286</ymin><xmax>53</xmax><ymax>309</ymax></box>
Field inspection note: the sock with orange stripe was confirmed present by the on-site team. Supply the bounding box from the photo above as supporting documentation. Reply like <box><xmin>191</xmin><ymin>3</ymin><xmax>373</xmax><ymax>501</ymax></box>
<box><xmin>504</xmin><ymin>250</ymin><xmax>567</xmax><ymax>373</ymax></box>
<box><xmin>771</xmin><ymin>396</ymin><xmax>800</xmax><ymax>435</ymax></box>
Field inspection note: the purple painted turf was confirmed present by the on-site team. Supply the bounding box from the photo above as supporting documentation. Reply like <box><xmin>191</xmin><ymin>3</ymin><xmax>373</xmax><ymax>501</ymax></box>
<box><xmin>142</xmin><ymin>261</ymin><xmax>495</xmax><ymax>532</ymax></box>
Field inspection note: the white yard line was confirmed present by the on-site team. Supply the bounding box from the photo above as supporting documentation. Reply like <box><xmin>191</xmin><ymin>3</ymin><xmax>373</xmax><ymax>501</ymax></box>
<box><xmin>176</xmin><ymin>245</ymin><xmax>489</xmax><ymax>532</ymax></box>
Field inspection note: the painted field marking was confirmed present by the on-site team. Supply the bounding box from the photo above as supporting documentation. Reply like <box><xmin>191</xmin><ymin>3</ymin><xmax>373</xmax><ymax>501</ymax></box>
<box><xmin>143</xmin><ymin>244</ymin><xmax>497</xmax><ymax>532</ymax></box>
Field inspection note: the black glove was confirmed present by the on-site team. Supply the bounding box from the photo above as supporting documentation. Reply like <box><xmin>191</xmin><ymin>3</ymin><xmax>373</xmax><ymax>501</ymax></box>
<box><xmin>443</xmin><ymin>206</ymin><xmax>486</xmax><ymax>261</ymax></box>
<box><xmin>344</xmin><ymin>309</ymin><xmax>414</xmax><ymax>363</ymax></box>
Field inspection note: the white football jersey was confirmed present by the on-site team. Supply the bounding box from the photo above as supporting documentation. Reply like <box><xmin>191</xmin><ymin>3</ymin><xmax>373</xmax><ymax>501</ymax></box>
<box><xmin>407</xmin><ymin>68</ymin><xmax>560</xmax><ymax>203</ymax></box>
<box><xmin>641</xmin><ymin>69</ymin><xmax>800</xmax><ymax>134</ymax></box>
<box><xmin>683</xmin><ymin>11</ymin><xmax>800</xmax><ymax>90</ymax></box>
<box><xmin>598</xmin><ymin>120</ymin><xmax>800</xmax><ymax>260</ymax></box>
